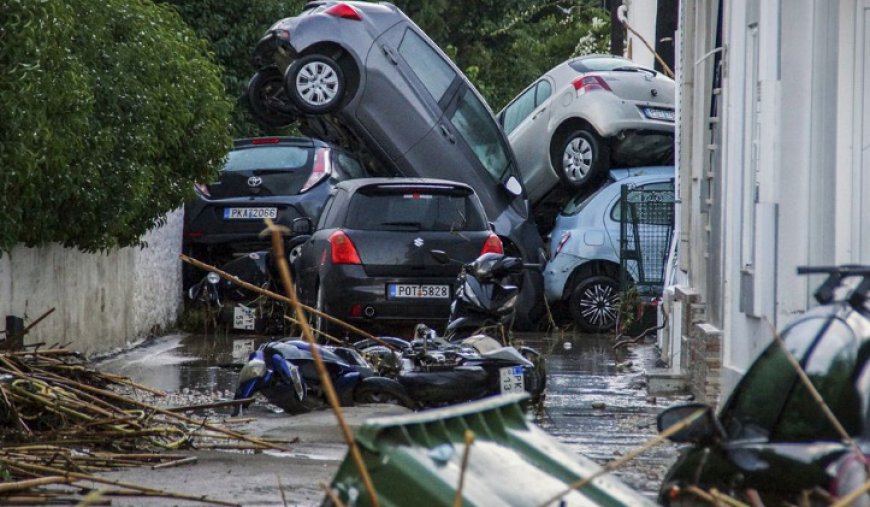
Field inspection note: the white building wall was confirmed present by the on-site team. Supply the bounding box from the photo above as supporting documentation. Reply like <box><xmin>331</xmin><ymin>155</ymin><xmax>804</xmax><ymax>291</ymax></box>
<box><xmin>0</xmin><ymin>210</ymin><xmax>183</xmax><ymax>357</ymax></box>
<box><xmin>624</xmin><ymin>0</ymin><xmax>659</xmax><ymax>68</ymax></box>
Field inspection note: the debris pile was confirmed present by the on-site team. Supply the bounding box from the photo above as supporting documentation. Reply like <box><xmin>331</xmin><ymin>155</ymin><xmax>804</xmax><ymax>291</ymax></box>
<box><xmin>0</xmin><ymin>347</ymin><xmax>280</xmax><ymax>505</ymax></box>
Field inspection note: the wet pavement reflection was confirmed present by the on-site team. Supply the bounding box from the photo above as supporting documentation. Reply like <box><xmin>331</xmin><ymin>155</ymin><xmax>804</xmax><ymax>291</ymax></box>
<box><xmin>96</xmin><ymin>329</ymin><xmax>679</xmax><ymax>499</ymax></box>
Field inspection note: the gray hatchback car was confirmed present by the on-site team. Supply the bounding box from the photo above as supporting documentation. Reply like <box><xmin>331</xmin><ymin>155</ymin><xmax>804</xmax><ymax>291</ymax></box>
<box><xmin>247</xmin><ymin>1</ymin><xmax>544</xmax><ymax>325</ymax></box>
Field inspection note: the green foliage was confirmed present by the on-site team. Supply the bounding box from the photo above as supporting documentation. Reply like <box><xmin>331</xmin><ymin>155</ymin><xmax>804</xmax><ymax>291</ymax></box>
<box><xmin>160</xmin><ymin>0</ymin><xmax>306</xmax><ymax>138</ymax></box>
<box><xmin>0</xmin><ymin>0</ymin><xmax>233</xmax><ymax>253</ymax></box>
<box><xmin>394</xmin><ymin>0</ymin><xmax>611</xmax><ymax>109</ymax></box>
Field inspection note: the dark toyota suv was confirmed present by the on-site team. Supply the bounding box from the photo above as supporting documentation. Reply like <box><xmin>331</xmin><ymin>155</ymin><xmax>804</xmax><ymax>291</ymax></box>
<box><xmin>182</xmin><ymin>137</ymin><xmax>366</xmax><ymax>287</ymax></box>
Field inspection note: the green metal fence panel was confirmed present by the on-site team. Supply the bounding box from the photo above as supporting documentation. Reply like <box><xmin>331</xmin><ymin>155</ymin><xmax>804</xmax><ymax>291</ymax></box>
<box><xmin>618</xmin><ymin>184</ymin><xmax>675</xmax><ymax>297</ymax></box>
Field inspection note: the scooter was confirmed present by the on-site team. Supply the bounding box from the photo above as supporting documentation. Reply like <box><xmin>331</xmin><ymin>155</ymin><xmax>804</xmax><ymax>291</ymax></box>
<box><xmin>232</xmin><ymin>340</ymin><xmax>411</xmax><ymax>416</ymax></box>
<box><xmin>354</xmin><ymin>250</ymin><xmax>548</xmax><ymax>407</ymax></box>
<box><xmin>187</xmin><ymin>251</ymin><xmax>292</xmax><ymax>334</ymax></box>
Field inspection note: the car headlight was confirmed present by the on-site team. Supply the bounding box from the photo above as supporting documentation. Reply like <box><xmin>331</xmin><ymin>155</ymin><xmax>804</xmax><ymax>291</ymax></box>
<box><xmin>207</xmin><ymin>272</ymin><xmax>221</xmax><ymax>284</ymax></box>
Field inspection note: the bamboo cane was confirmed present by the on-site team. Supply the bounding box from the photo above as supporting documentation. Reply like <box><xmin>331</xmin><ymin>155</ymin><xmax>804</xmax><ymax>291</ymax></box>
<box><xmin>453</xmin><ymin>430</ymin><xmax>476</xmax><ymax>507</ymax></box>
<box><xmin>264</xmin><ymin>219</ymin><xmax>380</xmax><ymax>507</ymax></box>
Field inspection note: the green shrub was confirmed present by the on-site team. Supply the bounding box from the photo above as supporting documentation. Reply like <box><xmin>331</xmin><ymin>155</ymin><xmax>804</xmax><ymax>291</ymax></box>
<box><xmin>0</xmin><ymin>0</ymin><xmax>233</xmax><ymax>253</ymax></box>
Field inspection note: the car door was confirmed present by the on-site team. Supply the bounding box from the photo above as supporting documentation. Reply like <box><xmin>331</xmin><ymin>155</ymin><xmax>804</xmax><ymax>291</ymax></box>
<box><xmin>501</xmin><ymin>79</ymin><xmax>554</xmax><ymax>202</ymax></box>
<box><xmin>356</xmin><ymin>22</ymin><xmax>458</xmax><ymax>162</ymax></box>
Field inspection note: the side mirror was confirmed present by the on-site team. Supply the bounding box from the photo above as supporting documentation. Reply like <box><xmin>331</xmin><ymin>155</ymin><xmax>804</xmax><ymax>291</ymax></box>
<box><xmin>430</xmin><ymin>250</ymin><xmax>450</xmax><ymax>265</ymax></box>
<box><xmin>656</xmin><ymin>402</ymin><xmax>723</xmax><ymax>444</ymax></box>
<box><xmin>292</xmin><ymin>217</ymin><xmax>312</xmax><ymax>235</ymax></box>
<box><xmin>504</xmin><ymin>176</ymin><xmax>523</xmax><ymax>196</ymax></box>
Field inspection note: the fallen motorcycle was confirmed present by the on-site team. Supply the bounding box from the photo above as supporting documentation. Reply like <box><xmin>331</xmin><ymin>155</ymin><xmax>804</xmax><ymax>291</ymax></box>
<box><xmin>232</xmin><ymin>339</ymin><xmax>411</xmax><ymax>416</ymax></box>
<box><xmin>356</xmin><ymin>328</ymin><xmax>546</xmax><ymax>408</ymax></box>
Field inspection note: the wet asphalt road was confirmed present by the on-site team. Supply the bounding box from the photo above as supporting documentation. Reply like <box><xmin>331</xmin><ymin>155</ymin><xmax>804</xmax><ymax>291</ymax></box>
<box><xmin>96</xmin><ymin>329</ymin><xmax>681</xmax><ymax>501</ymax></box>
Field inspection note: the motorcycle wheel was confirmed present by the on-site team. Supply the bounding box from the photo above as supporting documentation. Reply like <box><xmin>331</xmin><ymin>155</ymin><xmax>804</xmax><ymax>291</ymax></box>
<box><xmin>353</xmin><ymin>382</ymin><xmax>414</xmax><ymax>408</ymax></box>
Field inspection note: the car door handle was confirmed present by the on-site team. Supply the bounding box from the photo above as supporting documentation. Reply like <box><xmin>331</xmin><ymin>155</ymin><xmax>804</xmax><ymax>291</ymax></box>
<box><xmin>382</xmin><ymin>45</ymin><xmax>398</xmax><ymax>65</ymax></box>
<box><xmin>438</xmin><ymin>124</ymin><xmax>455</xmax><ymax>144</ymax></box>
<box><xmin>532</xmin><ymin>107</ymin><xmax>547</xmax><ymax>120</ymax></box>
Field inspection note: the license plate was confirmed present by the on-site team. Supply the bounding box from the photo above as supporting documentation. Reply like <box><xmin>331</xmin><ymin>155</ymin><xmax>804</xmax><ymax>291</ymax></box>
<box><xmin>223</xmin><ymin>207</ymin><xmax>277</xmax><ymax>220</ymax></box>
<box><xmin>233</xmin><ymin>305</ymin><xmax>256</xmax><ymax>330</ymax></box>
<box><xmin>499</xmin><ymin>366</ymin><xmax>525</xmax><ymax>394</ymax></box>
<box><xmin>232</xmin><ymin>338</ymin><xmax>255</xmax><ymax>362</ymax></box>
<box><xmin>387</xmin><ymin>284</ymin><xmax>450</xmax><ymax>299</ymax></box>
<box><xmin>643</xmin><ymin>107</ymin><xmax>675</xmax><ymax>121</ymax></box>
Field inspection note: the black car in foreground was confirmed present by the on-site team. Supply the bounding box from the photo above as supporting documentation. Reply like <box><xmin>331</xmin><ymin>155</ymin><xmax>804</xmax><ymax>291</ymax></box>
<box><xmin>182</xmin><ymin>137</ymin><xmax>366</xmax><ymax>287</ymax></box>
<box><xmin>658</xmin><ymin>266</ymin><xmax>870</xmax><ymax>506</ymax></box>
<box><xmin>294</xmin><ymin>178</ymin><xmax>503</xmax><ymax>336</ymax></box>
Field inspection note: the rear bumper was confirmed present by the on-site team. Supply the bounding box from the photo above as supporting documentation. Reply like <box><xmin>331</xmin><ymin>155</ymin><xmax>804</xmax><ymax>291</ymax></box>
<box><xmin>321</xmin><ymin>265</ymin><xmax>455</xmax><ymax>323</ymax></box>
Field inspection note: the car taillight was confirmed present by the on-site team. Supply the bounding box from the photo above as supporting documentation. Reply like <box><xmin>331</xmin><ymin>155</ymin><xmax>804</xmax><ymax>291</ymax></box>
<box><xmin>572</xmin><ymin>75</ymin><xmax>611</xmax><ymax>96</ymax></box>
<box><xmin>554</xmin><ymin>231</ymin><xmax>571</xmax><ymax>258</ymax></box>
<box><xmin>330</xmin><ymin>230</ymin><xmax>361</xmax><ymax>265</ymax></box>
<box><xmin>324</xmin><ymin>3</ymin><xmax>362</xmax><ymax>20</ymax></box>
<box><xmin>480</xmin><ymin>234</ymin><xmax>503</xmax><ymax>255</ymax></box>
<box><xmin>194</xmin><ymin>182</ymin><xmax>211</xmax><ymax>197</ymax></box>
<box><xmin>300</xmin><ymin>148</ymin><xmax>332</xmax><ymax>193</ymax></box>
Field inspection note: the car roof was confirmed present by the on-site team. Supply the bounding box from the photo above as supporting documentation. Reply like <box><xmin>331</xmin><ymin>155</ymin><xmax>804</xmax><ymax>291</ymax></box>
<box><xmin>334</xmin><ymin>177</ymin><xmax>475</xmax><ymax>193</ymax></box>
<box><xmin>609</xmin><ymin>165</ymin><xmax>675</xmax><ymax>181</ymax></box>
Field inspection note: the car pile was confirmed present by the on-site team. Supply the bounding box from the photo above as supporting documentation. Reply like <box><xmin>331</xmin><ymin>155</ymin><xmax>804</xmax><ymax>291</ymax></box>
<box><xmin>186</xmin><ymin>0</ymin><xmax>676</xmax><ymax>337</ymax></box>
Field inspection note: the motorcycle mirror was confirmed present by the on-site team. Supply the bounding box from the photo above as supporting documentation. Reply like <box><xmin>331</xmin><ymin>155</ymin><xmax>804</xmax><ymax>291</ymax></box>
<box><xmin>430</xmin><ymin>250</ymin><xmax>451</xmax><ymax>264</ymax></box>
<box><xmin>292</xmin><ymin>217</ymin><xmax>312</xmax><ymax>235</ymax></box>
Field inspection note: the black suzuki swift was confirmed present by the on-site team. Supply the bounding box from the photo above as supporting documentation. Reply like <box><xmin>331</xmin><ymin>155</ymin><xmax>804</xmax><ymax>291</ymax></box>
<box><xmin>293</xmin><ymin>178</ymin><xmax>503</xmax><ymax>336</ymax></box>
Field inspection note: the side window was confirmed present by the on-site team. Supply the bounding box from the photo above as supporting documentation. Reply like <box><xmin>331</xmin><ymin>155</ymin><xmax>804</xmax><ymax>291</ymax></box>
<box><xmin>611</xmin><ymin>181</ymin><xmax>674</xmax><ymax>222</ymax></box>
<box><xmin>316</xmin><ymin>195</ymin><xmax>335</xmax><ymax>230</ymax></box>
<box><xmin>536</xmin><ymin>80</ymin><xmax>552</xmax><ymax>106</ymax></box>
<box><xmin>334</xmin><ymin>152</ymin><xmax>366</xmax><ymax>179</ymax></box>
<box><xmin>449</xmin><ymin>89</ymin><xmax>511</xmax><ymax>182</ymax></box>
<box><xmin>398</xmin><ymin>29</ymin><xmax>457</xmax><ymax>102</ymax></box>
<box><xmin>501</xmin><ymin>86</ymin><xmax>536</xmax><ymax>135</ymax></box>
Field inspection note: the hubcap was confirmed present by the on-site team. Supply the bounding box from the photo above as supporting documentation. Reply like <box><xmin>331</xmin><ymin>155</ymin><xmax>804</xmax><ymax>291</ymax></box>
<box><xmin>296</xmin><ymin>61</ymin><xmax>339</xmax><ymax>107</ymax></box>
<box><xmin>562</xmin><ymin>136</ymin><xmax>593</xmax><ymax>183</ymax></box>
<box><xmin>577</xmin><ymin>283</ymin><xmax>618</xmax><ymax>329</ymax></box>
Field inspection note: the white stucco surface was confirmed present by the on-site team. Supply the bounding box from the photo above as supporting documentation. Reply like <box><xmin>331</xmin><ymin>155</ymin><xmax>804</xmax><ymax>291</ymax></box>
<box><xmin>0</xmin><ymin>210</ymin><xmax>183</xmax><ymax>357</ymax></box>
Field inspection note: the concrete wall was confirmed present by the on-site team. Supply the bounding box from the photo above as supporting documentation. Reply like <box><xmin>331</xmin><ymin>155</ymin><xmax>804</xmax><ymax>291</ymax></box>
<box><xmin>0</xmin><ymin>210</ymin><xmax>183</xmax><ymax>357</ymax></box>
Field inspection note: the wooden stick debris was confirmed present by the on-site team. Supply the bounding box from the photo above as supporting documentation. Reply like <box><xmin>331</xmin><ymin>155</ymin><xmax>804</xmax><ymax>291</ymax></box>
<box><xmin>265</xmin><ymin>219</ymin><xmax>380</xmax><ymax>507</ymax></box>
<box><xmin>685</xmin><ymin>486</ymin><xmax>750</xmax><ymax>507</ymax></box>
<box><xmin>453</xmin><ymin>430</ymin><xmax>476</xmax><ymax>507</ymax></box>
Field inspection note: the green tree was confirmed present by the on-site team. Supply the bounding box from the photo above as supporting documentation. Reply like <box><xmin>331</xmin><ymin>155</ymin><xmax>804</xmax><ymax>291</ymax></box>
<box><xmin>0</xmin><ymin>0</ymin><xmax>233</xmax><ymax>253</ymax></box>
<box><xmin>161</xmin><ymin>0</ymin><xmax>306</xmax><ymax>138</ymax></box>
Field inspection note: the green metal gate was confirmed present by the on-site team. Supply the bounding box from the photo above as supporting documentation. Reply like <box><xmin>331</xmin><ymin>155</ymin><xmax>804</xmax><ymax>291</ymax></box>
<box><xmin>618</xmin><ymin>183</ymin><xmax>675</xmax><ymax>296</ymax></box>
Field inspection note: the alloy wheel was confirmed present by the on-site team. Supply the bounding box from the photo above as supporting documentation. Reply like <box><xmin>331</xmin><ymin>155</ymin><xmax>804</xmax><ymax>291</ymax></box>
<box><xmin>295</xmin><ymin>61</ymin><xmax>340</xmax><ymax>108</ymax></box>
<box><xmin>562</xmin><ymin>135</ymin><xmax>594</xmax><ymax>183</ymax></box>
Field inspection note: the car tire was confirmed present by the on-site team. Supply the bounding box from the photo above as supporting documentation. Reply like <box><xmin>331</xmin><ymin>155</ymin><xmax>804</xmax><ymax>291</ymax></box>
<box><xmin>246</xmin><ymin>68</ymin><xmax>296</xmax><ymax>128</ymax></box>
<box><xmin>557</xmin><ymin>128</ymin><xmax>610</xmax><ymax>190</ymax></box>
<box><xmin>286</xmin><ymin>54</ymin><xmax>346</xmax><ymax>114</ymax></box>
<box><xmin>568</xmin><ymin>275</ymin><xmax>620</xmax><ymax>333</ymax></box>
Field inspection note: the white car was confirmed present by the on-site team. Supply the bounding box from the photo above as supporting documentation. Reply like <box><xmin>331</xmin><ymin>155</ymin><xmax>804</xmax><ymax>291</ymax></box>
<box><xmin>498</xmin><ymin>55</ymin><xmax>675</xmax><ymax>203</ymax></box>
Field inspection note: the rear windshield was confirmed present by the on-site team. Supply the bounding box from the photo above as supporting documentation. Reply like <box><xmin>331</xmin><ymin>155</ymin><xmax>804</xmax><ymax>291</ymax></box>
<box><xmin>224</xmin><ymin>146</ymin><xmax>311</xmax><ymax>172</ymax></box>
<box><xmin>561</xmin><ymin>182</ymin><xmax>611</xmax><ymax>216</ymax></box>
<box><xmin>344</xmin><ymin>189</ymin><xmax>486</xmax><ymax>232</ymax></box>
<box><xmin>569</xmin><ymin>57</ymin><xmax>638</xmax><ymax>73</ymax></box>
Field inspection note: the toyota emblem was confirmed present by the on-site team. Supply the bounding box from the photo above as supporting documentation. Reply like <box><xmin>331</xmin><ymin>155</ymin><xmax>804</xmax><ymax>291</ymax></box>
<box><xmin>247</xmin><ymin>176</ymin><xmax>262</xmax><ymax>188</ymax></box>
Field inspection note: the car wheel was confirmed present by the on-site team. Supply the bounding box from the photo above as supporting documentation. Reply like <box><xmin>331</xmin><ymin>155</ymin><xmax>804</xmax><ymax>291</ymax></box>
<box><xmin>246</xmin><ymin>68</ymin><xmax>296</xmax><ymax>128</ymax></box>
<box><xmin>568</xmin><ymin>275</ymin><xmax>620</xmax><ymax>333</ymax></box>
<box><xmin>286</xmin><ymin>54</ymin><xmax>346</xmax><ymax>114</ymax></box>
<box><xmin>558</xmin><ymin>128</ymin><xmax>610</xmax><ymax>190</ymax></box>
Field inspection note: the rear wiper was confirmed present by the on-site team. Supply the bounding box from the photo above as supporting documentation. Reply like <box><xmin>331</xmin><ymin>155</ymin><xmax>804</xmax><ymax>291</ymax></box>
<box><xmin>380</xmin><ymin>221</ymin><xmax>422</xmax><ymax>230</ymax></box>
<box><xmin>612</xmin><ymin>65</ymin><xmax>657</xmax><ymax>77</ymax></box>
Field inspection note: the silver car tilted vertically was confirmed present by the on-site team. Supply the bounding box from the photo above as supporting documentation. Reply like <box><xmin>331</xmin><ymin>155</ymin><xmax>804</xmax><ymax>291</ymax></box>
<box><xmin>498</xmin><ymin>55</ymin><xmax>675</xmax><ymax>203</ymax></box>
